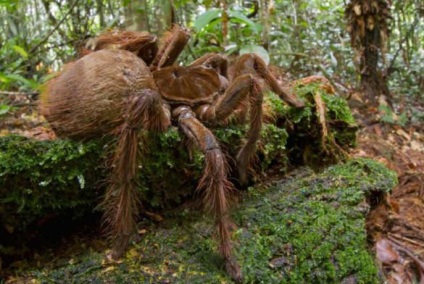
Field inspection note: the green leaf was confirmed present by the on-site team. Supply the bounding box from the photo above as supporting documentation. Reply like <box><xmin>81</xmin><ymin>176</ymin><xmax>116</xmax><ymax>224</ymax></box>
<box><xmin>5</xmin><ymin>73</ymin><xmax>39</xmax><ymax>89</ymax></box>
<box><xmin>240</xmin><ymin>45</ymin><xmax>270</xmax><ymax>65</ymax></box>
<box><xmin>0</xmin><ymin>105</ymin><xmax>11</xmax><ymax>116</ymax></box>
<box><xmin>12</xmin><ymin>45</ymin><xmax>28</xmax><ymax>58</ymax></box>
<box><xmin>193</xmin><ymin>8</ymin><xmax>221</xmax><ymax>31</ymax></box>
<box><xmin>228</xmin><ymin>10</ymin><xmax>260</xmax><ymax>32</ymax></box>
<box><xmin>0</xmin><ymin>72</ymin><xmax>12</xmax><ymax>83</ymax></box>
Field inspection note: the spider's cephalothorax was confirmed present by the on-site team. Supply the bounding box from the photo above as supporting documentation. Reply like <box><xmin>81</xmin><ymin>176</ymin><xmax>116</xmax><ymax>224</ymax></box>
<box><xmin>40</xmin><ymin>25</ymin><xmax>304</xmax><ymax>282</ymax></box>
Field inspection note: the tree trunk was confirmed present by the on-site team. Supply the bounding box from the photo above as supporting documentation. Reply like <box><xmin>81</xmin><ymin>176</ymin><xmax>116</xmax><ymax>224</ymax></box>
<box><xmin>123</xmin><ymin>0</ymin><xmax>149</xmax><ymax>31</ymax></box>
<box><xmin>346</xmin><ymin>0</ymin><xmax>391</xmax><ymax>106</ymax></box>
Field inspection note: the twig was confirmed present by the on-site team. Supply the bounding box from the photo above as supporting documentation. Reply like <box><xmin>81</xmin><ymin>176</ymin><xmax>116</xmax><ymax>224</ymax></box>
<box><xmin>387</xmin><ymin>236</ymin><xmax>424</xmax><ymax>273</ymax></box>
<box><xmin>29</xmin><ymin>0</ymin><xmax>80</xmax><ymax>54</ymax></box>
<box><xmin>388</xmin><ymin>232</ymin><xmax>424</xmax><ymax>247</ymax></box>
<box><xmin>387</xmin><ymin>16</ymin><xmax>420</xmax><ymax>74</ymax></box>
<box><xmin>272</xmin><ymin>52</ymin><xmax>309</xmax><ymax>58</ymax></box>
<box><xmin>0</xmin><ymin>91</ymin><xmax>39</xmax><ymax>96</ymax></box>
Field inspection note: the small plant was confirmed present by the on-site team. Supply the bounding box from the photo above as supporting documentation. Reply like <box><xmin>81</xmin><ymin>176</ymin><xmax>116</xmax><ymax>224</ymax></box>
<box><xmin>378</xmin><ymin>104</ymin><xmax>408</xmax><ymax>127</ymax></box>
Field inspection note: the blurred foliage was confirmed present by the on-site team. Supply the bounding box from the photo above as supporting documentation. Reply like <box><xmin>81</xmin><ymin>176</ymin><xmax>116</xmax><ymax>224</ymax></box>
<box><xmin>0</xmin><ymin>0</ymin><xmax>422</xmax><ymax>106</ymax></box>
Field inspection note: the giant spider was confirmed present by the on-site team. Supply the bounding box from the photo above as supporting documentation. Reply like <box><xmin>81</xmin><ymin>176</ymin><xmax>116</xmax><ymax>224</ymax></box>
<box><xmin>40</xmin><ymin>26</ymin><xmax>304</xmax><ymax>282</ymax></box>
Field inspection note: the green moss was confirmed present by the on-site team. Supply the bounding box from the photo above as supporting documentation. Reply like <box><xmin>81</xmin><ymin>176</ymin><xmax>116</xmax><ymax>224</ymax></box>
<box><xmin>0</xmin><ymin>135</ymin><xmax>105</xmax><ymax>231</ymax></box>
<box><xmin>266</xmin><ymin>83</ymin><xmax>358</xmax><ymax>168</ymax></box>
<box><xmin>13</xmin><ymin>158</ymin><xmax>396</xmax><ymax>283</ymax></box>
<box><xmin>0</xmin><ymin>123</ymin><xmax>289</xmax><ymax>240</ymax></box>
<box><xmin>235</xmin><ymin>158</ymin><xmax>396</xmax><ymax>283</ymax></box>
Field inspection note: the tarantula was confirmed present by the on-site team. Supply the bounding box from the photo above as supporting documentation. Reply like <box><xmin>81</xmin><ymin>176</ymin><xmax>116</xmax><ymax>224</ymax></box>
<box><xmin>40</xmin><ymin>26</ymin><xmax>304</xmax><ymax>282</ymax></box>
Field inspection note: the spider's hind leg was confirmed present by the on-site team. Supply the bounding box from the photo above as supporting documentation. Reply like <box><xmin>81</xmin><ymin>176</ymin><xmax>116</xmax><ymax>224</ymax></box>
<box><xmin>104</xmin><ymin>89</ymin><xmax>170</xmax><ymax>260</ymax></box>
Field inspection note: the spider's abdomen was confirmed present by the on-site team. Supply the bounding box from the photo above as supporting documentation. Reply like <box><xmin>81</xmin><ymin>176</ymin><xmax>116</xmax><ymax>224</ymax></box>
<box><xmin>40</xmin><ymin>49</ymin><xmax>156</xmax><ymax>139</ymax></box>
<box><xmin>153</xmin><ymin>65</ymin><xmax>221</xmax><ymax>106</ymax></box>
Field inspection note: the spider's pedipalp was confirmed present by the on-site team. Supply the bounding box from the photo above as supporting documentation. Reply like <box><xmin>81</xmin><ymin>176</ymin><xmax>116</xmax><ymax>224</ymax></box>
<box><xmin>195</xmin><ymin>74</ymin><xmax>263</xmax><ymax>185</ymax></box>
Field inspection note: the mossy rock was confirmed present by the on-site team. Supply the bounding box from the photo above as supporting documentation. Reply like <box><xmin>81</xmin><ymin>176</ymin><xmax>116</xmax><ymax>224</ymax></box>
<box><xmin>10</xmin><ymin>158</ymin><xmax>396</xmax><ymax>283</ymax></box>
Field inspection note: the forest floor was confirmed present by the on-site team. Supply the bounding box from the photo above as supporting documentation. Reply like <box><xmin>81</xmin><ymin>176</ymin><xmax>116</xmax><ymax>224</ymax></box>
<box><xmin>349</xmin><ymin>97</ymin><xmax>424</xmax><ymax>283</ymax></box>
<box><xmin>1</xmin><ymin>89</ymin><xmax>424</xmax><ymax>283</ymax></box>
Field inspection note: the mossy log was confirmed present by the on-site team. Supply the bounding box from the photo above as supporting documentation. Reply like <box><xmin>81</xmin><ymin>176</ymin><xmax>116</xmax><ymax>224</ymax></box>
<box><xmin>6</xmin><ymin>159</ymin><xmax>397</xmax><ymax>283</ymax></box>
<box><xmin>0</xmin><ymin>81</ymin><xmax>356</xmax><ymax>231</ymax></box>
<box><xmin>1</xmin><ymin>81</ymin><xmax>366</xmax><ymax>280</ymax></box>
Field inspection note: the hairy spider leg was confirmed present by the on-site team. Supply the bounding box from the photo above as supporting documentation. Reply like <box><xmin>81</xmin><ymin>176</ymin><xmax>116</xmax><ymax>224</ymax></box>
<box><xmin>174</xmin><ymin>106</ymin><xmax>242</xmax><ymax>283</ymax></box>
<box><xmin>196</xmin><ymin>74</ymin><xmax>263</xmax><ymax>185</ymax></box>
<box><xmin>233</xmin><ymin>53</ymin><xmax>305</xmax><ymax>108</ymax></box>
<box><xmin>90</xmin><ymin>31</ymin><xmax>158</xmax><ymax>65</ymax></box>
<box><xmin>150</xmin><ymin>25</ymin><xmax>190</xmax><ymax>71</ymax></box>
<box><xmin>189</xmin><ymin>53</ymin><xmax>229</xmax><ymax>79</ymax></box>
<box><xmin>104</xmin><ymin>89</ymin><xmax>171</xmax><ymax>260</ymax></box>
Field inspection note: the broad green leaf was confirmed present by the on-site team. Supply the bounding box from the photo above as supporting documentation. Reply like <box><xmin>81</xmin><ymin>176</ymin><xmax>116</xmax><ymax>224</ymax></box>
<box><xmin>228</xmin><ymin>10</ymin><xmax>260</xmax><ymax>32</ymax></box>
<box><xmin>5</xmin><ymin>74</ymin><xmax>39</xmax><ymax>89</ymax></box>
<box><xmin>224</xmin><ymin>44</ymin><xmax>238</xmax><ymax>56</ymax></box>
<box><xmin>12</xmin><ymin>45</ymin><xmax>28</xmax><ymax>58</ymax></box>
<box><xmin>193</xmin><ymin>8</ymin><xmax>221</xmax><ymax>31</ymax></box>
<box><xmin>240</xmin><ymin>45</ymin><xmax>270</xmax><ymax>65</ymax></box>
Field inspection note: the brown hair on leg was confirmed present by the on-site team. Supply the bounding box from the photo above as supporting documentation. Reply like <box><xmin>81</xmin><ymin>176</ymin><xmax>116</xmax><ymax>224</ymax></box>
<box><xmin>175</xmin><ymin>106</ymin><xmax>242</xmax><ymax>282</ymax></box>
<box><xmin>197</xmin><ymin>74</ymin><xmax>263</xmax><ymax>185</ymax></box>
<box><xmin>150</xmin><ymin>25</ymin><xmax>190</xmax><ymax>71</ymax></box>
<box><xmin>234</xmin><ymin>53</ymin><xmax>304</xmax><ymax>108</ymax></box>
<box><xmin>83</xmin><ymin>30</ymin><xmax>158</xmax><ymax>64</ymax></box>
<box><xmin>104</xmin><ymin>90</ymin><xmax>170</xmax><ymax>260</ymax></box>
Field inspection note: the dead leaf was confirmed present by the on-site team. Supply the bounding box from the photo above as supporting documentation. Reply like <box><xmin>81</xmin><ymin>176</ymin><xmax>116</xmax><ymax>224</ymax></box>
<box><xmin>396</xmin><ymin>129</ymin><xmax>411</xmax><ymax>141</ymax></box>
<box><xmin>353</xmin><ymin>4</ymin><xmax>362</xmax><ymax>15</ymax></box>
<box><xmin>376</xmin><ymin>238</ymin><xmax>400</xmax><ymax>263</ymax></box>
<box><xmin>145</xmin><ymin>211</ymin><xmax>164</xmax><ymax>222</ymax></box>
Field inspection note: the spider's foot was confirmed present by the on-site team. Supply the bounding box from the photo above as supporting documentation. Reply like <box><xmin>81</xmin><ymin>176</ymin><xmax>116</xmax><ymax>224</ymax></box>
<box><xmin>225</xmin><ymin>257</ymin><xmax>243</xmax><ymax>283</ymax></box>
<box><xmin>286</xmin><ymin>95</ymin><xmax>305</xmax><ymax>108</ymax></box>
<box><xmin>236</xmin><ymin>152</ymin><xmax>250</xmax><ymax>186</ymax></box>
<box><xmin>292</xmin><ymin>99</ymin><xmax>305</xmax><ymax>108</ymax></box>
<box><xmin>238</xmin><ymin>169</ymin><xmax>248</xmax><ymax>186</ymax></box>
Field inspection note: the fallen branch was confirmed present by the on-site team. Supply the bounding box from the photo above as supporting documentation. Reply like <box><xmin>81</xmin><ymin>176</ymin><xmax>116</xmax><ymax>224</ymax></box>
<box><xmin>0</xmin><ymin>91</ymin><xmax>39</xmax><ymax>97</ymax></box>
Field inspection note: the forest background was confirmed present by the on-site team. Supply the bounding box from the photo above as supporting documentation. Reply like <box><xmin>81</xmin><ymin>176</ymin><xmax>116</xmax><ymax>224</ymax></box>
<box><xmin>0</xmin><ymin>0</ymin><xmax>423</xmax><ymax>283</ymax></box>
<box><xmin>0</xmin><ymin>0</ymin><xmax>422</xmax><ymax>120</ymax></box>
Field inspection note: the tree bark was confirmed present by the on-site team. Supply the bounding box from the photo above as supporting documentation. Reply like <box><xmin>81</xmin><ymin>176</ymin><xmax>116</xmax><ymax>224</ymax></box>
<box><xmin>346</xmin><ymin>0</ymin><xmax>391</xmax><ymax>106</ymax></box>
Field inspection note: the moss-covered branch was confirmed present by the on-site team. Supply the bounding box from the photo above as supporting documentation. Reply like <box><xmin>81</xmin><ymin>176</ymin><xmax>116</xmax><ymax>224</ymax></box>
<box><xmin>10</xmin><ymin>159</ymin><xmax>396</xmax><ymax>283</ymax></box>
<box><xmin>1</xmin><ymin>79</ymin><xmax>360</xmax><ymax>273</ymax></box>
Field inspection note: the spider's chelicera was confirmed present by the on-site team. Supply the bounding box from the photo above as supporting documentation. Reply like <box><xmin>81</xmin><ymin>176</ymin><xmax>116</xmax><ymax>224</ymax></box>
<box><xmin>40</xmin><ymin>26</ymin><xmax>304</xmax><ymax>282</ymax></box>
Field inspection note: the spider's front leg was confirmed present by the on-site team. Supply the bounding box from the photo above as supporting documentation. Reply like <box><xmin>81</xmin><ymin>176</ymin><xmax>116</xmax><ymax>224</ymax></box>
<box><xmin>196</xmin><ymin>74</ymin><xmax>263</xmax><ymax>185</ymax></box>
<box><xmin>233</xmin><ymin>53</ymin><xmax>305</xmax><ymax>108</ymax></box>
<box><xmin>105</xmin><ymin>89</ymin><xmax>171</xmax><ymax>260</ymax></box>
<box><xmin>150</xmin><ymin>25</ymin><xmax>190</xmax><ymax>71</ymax></box>
<box><xmin>174</xmin><ymin>106</ymin><xmax>242</xmax><ymax>283</ymax></box>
